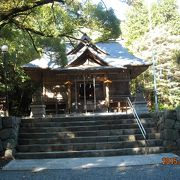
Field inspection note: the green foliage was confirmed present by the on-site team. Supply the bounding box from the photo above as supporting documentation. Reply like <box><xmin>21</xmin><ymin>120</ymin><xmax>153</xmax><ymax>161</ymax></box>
<box><xmin>129</xmin><ymin>26</ymin><xmax>180</xmax><ymax>110</ymax></box>
<box><xmin>0</xmin><ymin>24</ymin><xmax>39</xmax><ymax>65</ymax></box>
<box><xmin>152</xmin><ymin>0</ymin><xmax>180</xmax><ymax>35</ymax></box>
<box><xmin>123</xmin><ymin>0</ymin><xmax>149</xmax><ymax>45</ymax></box>
<box><xmin>0</xmin><ymin>54</ymin><xmax>36</xmax><ymax>115</ymax></box>
<box><xmin>35</xmin><ymin>37</ymin><xmax>67</xmax><ymax>67</ymax></box>
<box><xmin>0</xmin><ymin>0</ymin><xmax>121</xmax><ymax>115</ymax></box>
<box><xmin>123</xmin><ymin>0</ymin><xmax>180</xmax><ymax>45</ymax></box>
<box><xmin>0</xmin><ymin>2</ymin><xmax>73</xmax><ymax>66</ymax></box>
<box><xmin>173</xmin><ymin>50</ymin><xmax>180</xmax><ymax>65</ymax></box>
<box><xmin>80</xmin><ymin>2</ymin><xmax>121</xmax><ymax>41</ymax></box>
<box><xmin>84</xmin><ymin>3</ymin><xmax>121</xmax><ymax>41</ymax></box>
<box><xmin>0</xmin><ymin>0</ymin><xmax>121</xmax><ymax>65</ymax></box>
<box><xmin>124</xmin><ymin>0</ymin><xmax>180</xmax><ymax>110</ymax></box>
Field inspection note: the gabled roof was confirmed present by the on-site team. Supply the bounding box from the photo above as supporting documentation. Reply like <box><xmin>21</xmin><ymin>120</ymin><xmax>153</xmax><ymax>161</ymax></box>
<box><xmin>96</xmin><ymin>41</ymin><xmax>150</xmax><ymax>67</ymax></box>
<box><xmin>23</xmin><ymin>34</ymin><xmax>151</xmax><ymax>74</ymax></box>
<box><xmin>66</xmin><ymin>33</ymin><xmax>109</xmax><ymax>68</ymax></box>
<box><xmin>22</xmin><ymin>52</ymin><xmax>59</xmax><ymax>69</ymax></box>
<box><xmin>67</xmin><ymin>47</ymin><xmax>109</xmax><ymax>67</ymax></box>
<box><xmin>66</xmin><ymin>34</ymin><xmax>150</xmax><ymax>69</ymax></box>
<box><xmin>67</xmin><ymin>33</ymin><xmax>107</xmax><ymax>55</ymax></box>
<box><xmin>67</xmin><ymin>41</ymin><xmax>108</xmax><ymax>56</ymax></box>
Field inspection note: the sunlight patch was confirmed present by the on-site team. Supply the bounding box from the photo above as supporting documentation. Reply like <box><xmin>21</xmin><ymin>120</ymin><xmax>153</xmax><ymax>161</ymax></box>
<box><xmin>32</xmin><ymin>167</ymin><xmax>46</xmax><ymax>172</ymax></box>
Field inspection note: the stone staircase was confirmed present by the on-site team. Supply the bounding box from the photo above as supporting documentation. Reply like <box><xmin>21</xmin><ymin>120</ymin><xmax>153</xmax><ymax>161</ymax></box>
<box><xmin>15</xmin><ymin>114</ymin><xmax>165</xmax><ymax>159</ymax></box>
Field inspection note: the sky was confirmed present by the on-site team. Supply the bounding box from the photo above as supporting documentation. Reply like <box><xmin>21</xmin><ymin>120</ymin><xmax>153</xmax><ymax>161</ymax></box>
<box><xmin>91</xmin><ymin>0</ymin><xmax>127</xmax><ymax>20</ymax></box>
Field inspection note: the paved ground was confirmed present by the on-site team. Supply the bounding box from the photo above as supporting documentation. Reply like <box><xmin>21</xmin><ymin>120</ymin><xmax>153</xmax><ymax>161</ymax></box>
<box><xmin>0</xmin><ymin>153</ymin><xmax>180</xmax><ymax>180</ymax></box>
<box><xmin>0</xmin><ymin>164</ymin><xmax>180</xmax><ymax>180</ymax></box>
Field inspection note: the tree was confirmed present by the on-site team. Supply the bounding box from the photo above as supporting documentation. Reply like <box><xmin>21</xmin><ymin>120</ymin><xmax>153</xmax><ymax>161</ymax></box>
<box><xmin>122</xmin><ymin>0</ymin><xmax>149</xmax><ymax>45</ymax></box>
<box><xmin>152</xmin><ymin>0</ymin><xmax>180</xmax><ymax>35</ymax></box>
<box><xmin>83</xmin><ymin>2</ymin><xmax>121</xmax><ymax>41</ymax></box>
<box><xmin>0</xmin><ymin>0</ymin><xmax>121</xmax><ymax>115</ymax></box>
<box><xmin>131</xmin><ymin>26</ymin><xmax>180</xmax><ymax>109</ymax></box>
<box><xmin>123</xmin><ymin>0</ymin><xmax>180</xmax><ymax>45</ymax></box>
<box><xmin>123</xmin><ymin>0</ymin><xmax>180</xmax><ymax>110</ymax></box>
<box><xmin>0</xmin><ymin>0</ymin><xmax>121</xmax><ymax>65</ymax></box>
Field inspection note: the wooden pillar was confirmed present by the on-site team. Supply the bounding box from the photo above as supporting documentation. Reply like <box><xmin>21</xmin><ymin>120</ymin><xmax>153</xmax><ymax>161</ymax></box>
<box><xmin>118</xmin><ymin>102</ymin><xmax>121</xmax><ymax>112</ymax></box>
<box><xmin>65</xmin><ymin>81</ymin><xmax>72</xmax><ymax>114</ymax></box>
<box><xmin>93</xmin><ymin>76</ymin><xmax>96</xmax><ymax>111</ymax></box>
<box><xmin>83</xmin><ymin>76</ymin><xmax>87</xmax><ymax>113</ymax></box>
<box><xmin>74</xmin><ymin>78</ymin><xmax>78</xmax><ymax>110</ymax></box>
<box><xmin>41</xmin><ymin>71</ymin><xmax>45</xmax><ymax>104</ymax></box>
<box><xmin>104</xmin><ymin>79</ymin><xmax>112</xmax><ymax>112</ymax></box>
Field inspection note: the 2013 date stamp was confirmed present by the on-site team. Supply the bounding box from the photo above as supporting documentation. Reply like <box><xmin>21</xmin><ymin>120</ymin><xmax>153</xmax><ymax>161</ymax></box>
<box><xmin>162</xmin><ymin>157</ymin><xmax>180</xmax><ymax>165</ymax></box>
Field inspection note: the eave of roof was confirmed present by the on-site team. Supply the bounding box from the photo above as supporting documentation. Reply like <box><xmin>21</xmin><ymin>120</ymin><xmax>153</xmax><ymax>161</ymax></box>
<box><xmin>23</xmin><ymin>40</ymin><xmax>151</xmax><ymax>72</ymax></box>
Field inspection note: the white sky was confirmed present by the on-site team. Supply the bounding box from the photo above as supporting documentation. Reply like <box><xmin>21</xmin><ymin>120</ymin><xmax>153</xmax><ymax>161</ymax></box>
<box><xmin>98</xmin><ymin>0</ymin><xmax>127</xmax><ymax>20</ymax></box>
<box><xmin>91</xmin><ymin>0</ymin><xmax>127</xmax><ymax>20</ymax></box>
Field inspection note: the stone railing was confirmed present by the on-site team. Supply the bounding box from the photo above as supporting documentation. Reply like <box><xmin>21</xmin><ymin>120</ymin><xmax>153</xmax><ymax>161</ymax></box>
<box><xmin>0</xmin><ymin>117</ymin><xmax>21</xmax><ymax>158</ymax></box>
<box><xmin>154</xmin><ymin>109</ymin><xmax>180</xmax><ymax>152</ymax></box>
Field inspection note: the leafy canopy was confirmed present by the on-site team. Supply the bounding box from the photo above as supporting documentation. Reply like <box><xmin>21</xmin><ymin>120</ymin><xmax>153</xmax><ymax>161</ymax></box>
<box><xmin>123</xmin><ymin>0</ymin><xmax>180</xmax><ymax>45</ymax></box>
<box><xmin>123</xmin><ymin>0</ymin><xmax>180</xmax><ymax>109</ymax></box>
<box><xmin>0</xmin><ymin>0</ymin><xmax>121</xmax><ymax>65</ymax></box>
<box><xmin>0</xmin><ymin>0</ymin><xmax>121</xmax><ymax>115</ymax></box>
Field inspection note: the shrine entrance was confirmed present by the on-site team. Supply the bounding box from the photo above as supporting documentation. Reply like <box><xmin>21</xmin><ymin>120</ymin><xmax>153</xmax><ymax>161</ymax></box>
<box><xmin>23</xmin><ymin>33</ymin><xmax>150</xmax><ymax>117</ymax></box>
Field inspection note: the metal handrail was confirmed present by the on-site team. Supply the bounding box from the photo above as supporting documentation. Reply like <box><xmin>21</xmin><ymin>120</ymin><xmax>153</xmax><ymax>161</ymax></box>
<box><xmin>126</xmin><ymin>97</ymin><xmax>147</xmax><ymax>140</ymax></box>
<box><xmin>126</xmin><ymin>97</ymin><xmax>149</xmax><ymax>154</ymax></box>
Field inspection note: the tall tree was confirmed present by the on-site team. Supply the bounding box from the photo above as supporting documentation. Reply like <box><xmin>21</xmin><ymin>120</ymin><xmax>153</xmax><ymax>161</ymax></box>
<box><xmin>83</xmin><ymin>2</ymin><xmax>121</xmax><ymax>41</ymax></box>
<box><xmin>122</xmin><ymin>0</ymin><xmax>149</xmax><ymax>45</ymax></box>
<box><xmin>123</xmin><ymin>0</ymin><xmax>180</xmax><ymax>109</ymax></box>
<box><xmin>0</xmin><ymin>0</ymin><xmax>121</xmax><ymax>115</ymax></box>
<box><xmin>0</xmin><ymin>0</ymin><xmax>121</xmax><ymax>65</ymax></box>
<box><xmin>123</xmin><ymin>0</ymin><xmax>180</xmax><ymax>45</ymax></box>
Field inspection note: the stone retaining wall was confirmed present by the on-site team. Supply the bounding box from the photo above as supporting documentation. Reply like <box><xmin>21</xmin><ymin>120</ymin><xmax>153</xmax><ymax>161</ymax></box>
<box><xmin>0</xmin><ymin>117</ymin><xmax>20</xmax><ymax>158</ymax></box>
<box><xmin>155</xmin><ymin>109</ymin><xmax>180</xmax><ymax>152</ymax></box>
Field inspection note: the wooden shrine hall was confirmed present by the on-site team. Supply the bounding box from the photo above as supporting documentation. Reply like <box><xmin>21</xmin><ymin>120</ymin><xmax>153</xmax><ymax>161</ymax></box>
<box><xmin>23</xmin><ymin>34</ymin><xmax>151</xmax><ymax>116</ymax></box>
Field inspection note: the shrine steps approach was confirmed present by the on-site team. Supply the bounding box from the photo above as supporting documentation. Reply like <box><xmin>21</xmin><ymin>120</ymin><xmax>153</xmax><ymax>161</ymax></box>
<box><xmin>16</xmin><ymin>113</ymin><xmax>165</xmax><ymax>159</ymax></box>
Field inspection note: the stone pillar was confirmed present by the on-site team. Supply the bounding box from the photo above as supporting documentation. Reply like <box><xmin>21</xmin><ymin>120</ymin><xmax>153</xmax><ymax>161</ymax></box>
<box><xmin>30</xmin><ymin>88</ymin><xmax>46</xmax><ymax>118</ymax></box>
<box><xmin>133</xmin><ymin>86</ymin><xmax>148</xmax><ymax>115</ymax></box>
<box><xmin>104</xmin><ymin>79</ymin><xmax>112</xmax><ymax>112</ymax></box>
<box><xmin>65</xmin><ymin>81</ymin><xmax>72</xmax><ymax>114</ymax></box>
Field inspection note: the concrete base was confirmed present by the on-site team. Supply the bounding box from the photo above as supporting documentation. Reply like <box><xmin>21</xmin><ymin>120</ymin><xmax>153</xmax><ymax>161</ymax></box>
<box><xmin>30</xmin><ymin>104</ymin><xmax>46</xmax><ymax>118</ymax></box>
<box><xmin>133</xmin><ymin>102</ymin><xmax>149</xmax><ymax>115</ymax></box>
<box><xmin>3</xmin><ymin>153</ymin><xmax>179</xmax><ymax>171</ymax></box>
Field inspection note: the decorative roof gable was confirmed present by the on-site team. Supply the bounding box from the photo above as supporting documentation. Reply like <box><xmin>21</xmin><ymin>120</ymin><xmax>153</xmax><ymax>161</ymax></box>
<box><xmin>66</xmin><ymin>34</ymin><xmax>109</xmax><ymax>68</ymax></box>
<box><xmin>67</xmin><ymin>48</ymin><xmax>109</xmax><ymax>67</ymax></box>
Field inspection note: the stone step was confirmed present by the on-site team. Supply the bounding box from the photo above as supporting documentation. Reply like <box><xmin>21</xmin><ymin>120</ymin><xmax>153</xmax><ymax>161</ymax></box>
<box><xmin>19</xmin><ymin>123</ymin><xmax>156</xmax><ymax>133</ymax></box>
<box><xmin>17</xmin><ymin>139</ymin><xmax>163</xmax><ymax>152</ymax></box>
<box><xmin>15</xmin><ymin>146</ymin><xmax>165</xmax><ymax>159</ymax></box>
<box><xmin>21</xmin><ymin>113</ymin><xmax>152</xmax><ymax>123</ymax></box>
<box><xmin>20</xmin><ymin>118</ymin><xmax>153</xmax><ymax>128</ymax></box>
<box><xmin>18</xmin><ymin>128</ymin><xmax>158</xmax><ymax>139</ymax></box>
<box><xmin>17</xmin><ymin>113</ymin><xmax>165</xmax><ymax>159</ymax></box>
<box><xmin>18</xmin><ymin>133</ymin><xmax>161</xmax><ymax>145</ymax></box>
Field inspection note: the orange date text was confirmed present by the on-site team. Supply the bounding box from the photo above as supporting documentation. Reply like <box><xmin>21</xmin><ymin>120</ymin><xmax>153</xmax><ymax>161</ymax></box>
<box><xmin>162</xmin><ymin>157</ymin><xmax>180</xmax><ymax>165</ymax></box>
